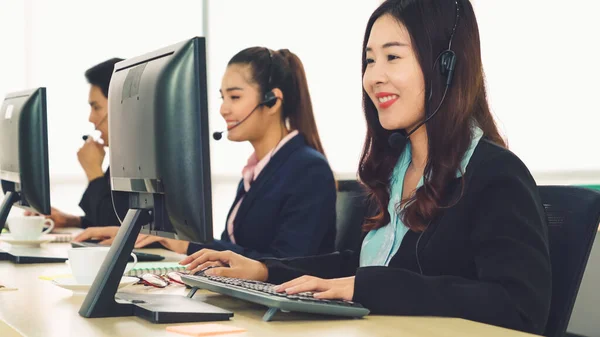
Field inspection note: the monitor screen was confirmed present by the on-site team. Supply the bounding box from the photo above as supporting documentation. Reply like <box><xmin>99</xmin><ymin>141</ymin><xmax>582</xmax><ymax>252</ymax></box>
<box><xmin>108</xmin><ymin>37</ymin><xmax>212</xmax><ymax>243</ymax></box>
<box><xmin>0</xmin><ymin>87</ymin><xmax>51</xmax><ymax>215</ymax></box>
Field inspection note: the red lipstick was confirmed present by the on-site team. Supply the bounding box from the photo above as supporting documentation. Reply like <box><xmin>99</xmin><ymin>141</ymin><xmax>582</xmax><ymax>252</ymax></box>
<box><xmin>375</xmin><ymin>92</ymin><xmax>399</xmax><ymax>109</ymax></box>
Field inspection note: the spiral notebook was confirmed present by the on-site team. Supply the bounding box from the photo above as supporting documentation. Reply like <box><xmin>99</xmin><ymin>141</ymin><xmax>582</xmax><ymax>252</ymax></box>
<box><xmin>48</xmin><ymin>233</ymin><xmax>74</xmax><ymax>243</ymax></box>
<box><xmin>125</xmin><ymin>262</ymin><xmax>188</xmax><ymax>277</ymax></box>
<box><xmin>48</xmin><ymin>228</ymin><xmax>84</xmax><ymax>243</ymax></box>
<box><xmin>1</xmin><ymin>232</ymin><xmax>75</xmax><ymax>243</ymax></box>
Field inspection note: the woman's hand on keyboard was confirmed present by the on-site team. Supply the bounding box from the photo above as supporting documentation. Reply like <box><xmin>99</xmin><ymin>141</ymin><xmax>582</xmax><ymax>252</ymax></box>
<box><xmin>273</xmin><ymin>276</ymin><xmax>355</xmax><ymax>301</ymax></box>
<box><xmin>180</xmin><ymin>249</ymin><xmax>269</xmax><ymax>282</ymax></box>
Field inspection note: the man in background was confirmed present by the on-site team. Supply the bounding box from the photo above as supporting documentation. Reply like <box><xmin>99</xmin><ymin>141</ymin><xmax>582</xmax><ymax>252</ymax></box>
<box><xmin>27</xmin><ymin>58</ymin><xmax>127</xmax><ymax>228</ymax></box>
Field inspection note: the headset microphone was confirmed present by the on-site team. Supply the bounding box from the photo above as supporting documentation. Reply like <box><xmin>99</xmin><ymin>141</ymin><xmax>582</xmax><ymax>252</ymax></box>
<box><xmin>387</xmin><ymin>99</ymin><xmax>444</xmax><ymax>150</ymax></box>
<box><xmin>212</xmin><ymin>91</ymin><xmax>278</xmax><ymax>141</ymax></box>
<box><xmin>388</xmin><ymin>132</ymin><xmax>407</xmax><ymax>150</ymax></box>
<box><xmin>82</xmin><ymin>112</ymin><xmax>110</xmax><ymax>142</ymax></box>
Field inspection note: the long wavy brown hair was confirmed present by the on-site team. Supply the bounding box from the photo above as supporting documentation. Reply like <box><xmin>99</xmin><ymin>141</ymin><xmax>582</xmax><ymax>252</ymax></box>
<box><xmin>359</xmin><ymin>0</ymin><xmax>505</xmax><ymax>232</ymax></box>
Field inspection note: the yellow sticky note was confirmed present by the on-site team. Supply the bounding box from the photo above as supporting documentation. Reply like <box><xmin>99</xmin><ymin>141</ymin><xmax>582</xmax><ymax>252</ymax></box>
<box><xmin>39</xmin><ymin>274</ymin><xmax>71</xmax><ymax>281</ymax></box>
<box><xmin>166</xmin><ymin>323</ymin><xmax>246</xmax><ymax>336</ymax></box>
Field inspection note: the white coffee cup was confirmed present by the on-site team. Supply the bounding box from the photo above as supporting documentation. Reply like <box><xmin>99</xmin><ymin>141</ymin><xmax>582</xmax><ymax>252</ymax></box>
<box><xmin>67</xmin><ymin>247</ymin><xmax>138</xmax><ymax>285</ymax></box>
<box><xmin>7</xmin><ymin>216</ymin><xmax>54</xmax><ymax>240</ymax></box>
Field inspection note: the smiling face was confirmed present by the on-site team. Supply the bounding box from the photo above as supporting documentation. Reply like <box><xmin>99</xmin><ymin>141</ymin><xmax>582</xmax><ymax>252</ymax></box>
<box><xmin>362</xmin><ymin>14</ymin><xmax>426</xmax><ymax>131</ymax></box>
<box><xmin>219</xmin><ymin>64</ymin><xmax>268</xmax><ymax>142</ymax></box>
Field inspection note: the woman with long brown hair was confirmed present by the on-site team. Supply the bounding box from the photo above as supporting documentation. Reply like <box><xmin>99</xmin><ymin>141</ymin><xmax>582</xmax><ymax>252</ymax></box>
<box><xmin>177</xmin><ymin>0</ymin><xmax>551</xmax><ymax>333</ymax></box>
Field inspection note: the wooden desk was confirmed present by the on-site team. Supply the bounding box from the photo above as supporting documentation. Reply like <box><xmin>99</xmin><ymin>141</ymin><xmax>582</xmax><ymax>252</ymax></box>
<box><xmin>0</xmin><ymin>244</ymin><xmax>540</xmax><ymax>337</ymax></box>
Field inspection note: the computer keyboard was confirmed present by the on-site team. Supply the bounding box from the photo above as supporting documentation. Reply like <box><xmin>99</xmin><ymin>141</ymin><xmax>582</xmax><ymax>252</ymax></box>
<box><xmin>181</xmin><ymin>273</ymin><xmax>370</xmax><ymax>321</ymax></box>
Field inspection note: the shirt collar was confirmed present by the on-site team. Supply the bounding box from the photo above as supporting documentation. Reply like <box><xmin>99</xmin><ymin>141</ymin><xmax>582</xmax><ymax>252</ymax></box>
<box><xmin>242</xmin><ymin>130</ymin><xmax>300</xmax><ymax>191</ymax></box>
<box><xmin>392</xmin><ymin>124</ymin><xmax>484</xmax><ymax>186</ymax></box>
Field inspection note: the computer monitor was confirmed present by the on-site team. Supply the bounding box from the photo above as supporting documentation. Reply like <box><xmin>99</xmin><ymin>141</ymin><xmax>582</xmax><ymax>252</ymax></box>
<box><xmin>108</xmin><ymin>36</ymin><xmax>213</xmax><ymax>242</ymax></box>
<box><xmin>79</xmin><ymin>37</ymin><xmax>224</xmax><ymax>322</ymax></box>
<box><xmin>0</xmin><ymin>88</ymin><xmax>51</xmax><ymax>234</ymax></box>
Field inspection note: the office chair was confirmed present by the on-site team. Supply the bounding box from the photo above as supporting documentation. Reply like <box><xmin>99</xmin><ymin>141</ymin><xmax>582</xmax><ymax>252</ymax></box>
<box><xmin>540</xmin><ymin>186</ymin><xmax>600</xmax><ymax>337</ymax></box>
<box><xmin>335</xmin><ymin>180</ymin><xmax>369</xmax><ymax>252</ymax></box>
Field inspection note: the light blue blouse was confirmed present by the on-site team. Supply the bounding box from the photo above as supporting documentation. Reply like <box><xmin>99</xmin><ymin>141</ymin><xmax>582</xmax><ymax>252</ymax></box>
<box><xmin>359</xmin><ymin>126</ymin><xmax>484</xmax><ymax>267</ymax></box>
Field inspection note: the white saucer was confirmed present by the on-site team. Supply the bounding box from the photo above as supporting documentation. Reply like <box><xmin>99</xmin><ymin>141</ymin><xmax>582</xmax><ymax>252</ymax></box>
<box><xmin>0</xmin><ymin>235</ymin><xmax>54</xmax><ymax>247</ymax></box>
<box><xmin>51</xmin><ymin>276</ymin><xmax>139</xmax><ymax>295</ymax></box>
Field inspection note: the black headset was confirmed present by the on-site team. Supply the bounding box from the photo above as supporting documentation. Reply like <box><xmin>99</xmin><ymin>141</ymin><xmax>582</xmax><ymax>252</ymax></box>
<box><xmin>436</xmin><ymin>0</ymin><xmax>460</xmax><ymax>87</ymax></box>
<box><xmin>261</xmin><ymin>48</ymin><xmax>278</xmax><ymax>108</ymax></box>
<box><xmin>212</xmin><ymin>48</ymin><xmax>280</xmax><ymax>141</ymax></box>
<box><xmin>413</xmin><ymin>1</ymin><xmax>461</xmax><ymax>275</ymax></box>
<box><xmin>388</xmin><ymin>0</ymin><xmax>461</xmax><ymax>149</ymax></box>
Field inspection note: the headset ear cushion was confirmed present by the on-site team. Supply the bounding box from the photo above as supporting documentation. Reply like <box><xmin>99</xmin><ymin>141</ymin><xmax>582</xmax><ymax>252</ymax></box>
<box><xmin>262</xmin><ymin>91</ymin><xmax>278</xmax><ymax>108</ymax></box>
<box><xmin>439</xmin><ymin>50</ymin><xmax>456</xmax><ymax>76</ymax></box>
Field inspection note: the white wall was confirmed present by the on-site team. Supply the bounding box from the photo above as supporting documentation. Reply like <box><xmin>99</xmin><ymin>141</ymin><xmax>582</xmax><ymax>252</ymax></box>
<box><xmin>0</xmin><ymin>1</ymin><xmax>26</xmax><ymax>102</ymax></box>
<box><xmin>1</xmin><ymin>0</ymin><xmax>600</xmax><ymax>234</ymax></box>
<box><xmin>26</xmin><ymin>0</ymin><xmax>205</xmax><ymax>181</ymax></box>
<box><xmin>207</xmin><ymin>0</ymin><xmax>600</xmax><ymax>183</ymax></box>
<box><xmin>1</xmin><ymin>0</ymin><xmax>205</xmax><ymax>217</ymax></box>
<box><xmin>473</xmin><ymin>0</ymin><xmax>600</xmax><ymax>175</ymax></box>
<box><xmin>207</xmin><ymin>0</ymin><xmax>381</xmax><ymax>179</ymax></box>
<box><xmin>205</xmin><ymin>0</ymin><xmax>382</xmax><ymax>234</ymax></box>
<box><xmin>0</xmin><ymin>0</ymin><xmax>28</xmax><ymax>218</ymax></box>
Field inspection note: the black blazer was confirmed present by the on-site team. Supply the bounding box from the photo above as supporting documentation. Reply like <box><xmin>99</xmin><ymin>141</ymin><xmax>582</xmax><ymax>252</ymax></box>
<box><xmin>79</xmin><ymin>167</ymin><xmax>128</xmax><ymax>228</ymax></box>
<box><xmin>263</xmin><ymin>139</ymin><xmax>552</xmax><ymax>335</ymax></box>
<box><xmin>188</xmin><ymin>134</ymin><xmax>337</xmax><ymax>260</ymax></box>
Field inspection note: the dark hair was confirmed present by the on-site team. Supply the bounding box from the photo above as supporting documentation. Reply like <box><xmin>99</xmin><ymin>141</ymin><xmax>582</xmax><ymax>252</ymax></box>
<box><xmin>84</xmin><ymin>58</ymin><xmax>124</xmax><ymax>98</ymax></box>
<box><xmin>228</xmin><ymin>48</ymin><xmax>327</xmax><ymax>157</ymax></box>
<box><xmin>359</xmin><ymin>0</ymin><xmax>505</xmax><ymax>232</ymax></box>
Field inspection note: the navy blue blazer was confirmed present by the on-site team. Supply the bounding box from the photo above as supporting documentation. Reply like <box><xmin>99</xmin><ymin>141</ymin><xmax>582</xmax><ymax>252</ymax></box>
<box><xmin>187</xmin><ymin>134</ymin><xmax>337</xmax><ymax>260</ymax></box>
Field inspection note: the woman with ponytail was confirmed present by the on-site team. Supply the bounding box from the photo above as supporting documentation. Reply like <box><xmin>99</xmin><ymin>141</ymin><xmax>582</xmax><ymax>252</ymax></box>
<box><xmin>75</xmin><ymin>47</ymin><xmax>337</xmax><ymax>260</ymax></box>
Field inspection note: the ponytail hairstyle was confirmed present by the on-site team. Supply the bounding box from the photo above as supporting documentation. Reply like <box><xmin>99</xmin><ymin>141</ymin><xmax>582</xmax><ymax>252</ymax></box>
<box><xmin>228</xmin><ymin>47</ymin><xmax>327</xmax><ymax>157</ymax></box>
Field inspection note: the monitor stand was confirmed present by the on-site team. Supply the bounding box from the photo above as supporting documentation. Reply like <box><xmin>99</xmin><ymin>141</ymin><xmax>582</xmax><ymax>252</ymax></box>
<box><xmin>0</xmin><ymin>191</ymin><xmax>19</xmax><ymax>235</ymax></box>
<box><xmin>78</xmin><ymin>208</ymin><xmax>233</xmax><ymax>323</ymax></box>
<box><xmin>0</xmin><ymin>191</ymin><xmax>68</xmax><ymax>264</ymax></box>
<box><xmin>0</xmin><ymin>248</ymin><xmax>8</xmax><ymax>261</ymax></box>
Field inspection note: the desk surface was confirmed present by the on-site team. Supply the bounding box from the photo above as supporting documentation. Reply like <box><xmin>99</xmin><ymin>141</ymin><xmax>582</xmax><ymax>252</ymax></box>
<box><xmin>0</xmin><ymin>243</ymin><xmax>540</xmax><ymax>337</ymax></box>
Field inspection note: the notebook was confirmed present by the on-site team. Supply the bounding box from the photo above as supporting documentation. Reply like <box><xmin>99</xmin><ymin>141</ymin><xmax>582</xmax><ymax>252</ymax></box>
<box><xmin>49</xmin><ymin>228</ymin><xmax>84</xmax><ymax>243</ymax></box>
<box><xmin>0</xmin><ymin>233</ymin><xmax>73</xmax><ymax>243</ymax></box>
<box><xmin>40</xmin><ymin>262</ymin><xmax>188</xmax><ymax>281</ymax></box>
<box><xmin>125</xmin><ymin>262</ymin><xmax>188</xmax><ymax>277</ymax></box>
<box><xmin>48</xmin><ymin>233</ymin><xmax>74</xmax><ymax>243</ymax></box>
